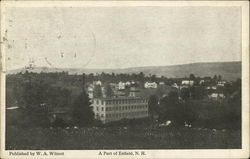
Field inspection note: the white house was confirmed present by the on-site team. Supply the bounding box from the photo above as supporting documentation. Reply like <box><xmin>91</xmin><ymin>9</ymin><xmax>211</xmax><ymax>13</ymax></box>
<box><xmin>144</xmin><ymin>82</ymin><xmax>158</xmax><ymax>88</ymax></box>
<box><xmin>159</xmin><ymin>82</ymin><xmax>165</xmax><ymax>85</ymax></box>
<box><xmin>181</xmin><ymin>80</ymin><xmax>194</xmax><ymax>86</ymax></box>
<box><xmin>93</xmin><ymin>80</ymin><xmax>102</xmax><ymax>86</ymax></box>
<box><xmin>87</xmin><ymin>84</ymin><xmax>94</xmax><ymax>99</ymax></box>
<box><xmin>199</xmin><ymin>80</ymin><xmax>205</xmax><ymax>85</ymax></box>
<box><xmin>208</xmin><ymin>93</ymin><xmax>225</xmax><ymax>100</ymax></box>
<box><xmin>172</xmin><ymin>83</ymin><xmax>179</xmax><ymax>89</ymax></box>
<box><xmin>118</xmin><ymin>82</ymin><xmax>126</xmax><ymax>90</ymax></box>
<box><xmin>217</xmin><ymin>81</ymin><xmax>227</xmax><ymax>87</ymax></box>
<box><xmin>125</xmin><ymin>81</ymin><xmax>131</xmax><ymax>86</ymax></box>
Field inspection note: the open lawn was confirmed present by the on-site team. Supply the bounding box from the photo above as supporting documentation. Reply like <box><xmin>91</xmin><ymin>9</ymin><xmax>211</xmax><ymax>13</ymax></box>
<box><xmin>6</xmin><ymin>126</ymin><xmax>241</xmax><ymax>150</ymax></box>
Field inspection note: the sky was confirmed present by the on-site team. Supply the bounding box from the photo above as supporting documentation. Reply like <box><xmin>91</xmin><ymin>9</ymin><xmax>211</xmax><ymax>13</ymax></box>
<box><xmin>4</xmin><ymin>6</ymin><xmax>242</xmax><ymax>70</ymax></box>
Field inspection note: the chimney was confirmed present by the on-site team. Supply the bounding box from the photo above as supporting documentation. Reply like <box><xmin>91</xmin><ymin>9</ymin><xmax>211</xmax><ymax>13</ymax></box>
<box><xmin>82</xmin><ymin>73</ymin><xmax>86</xmax><ymax>92</ymax></box>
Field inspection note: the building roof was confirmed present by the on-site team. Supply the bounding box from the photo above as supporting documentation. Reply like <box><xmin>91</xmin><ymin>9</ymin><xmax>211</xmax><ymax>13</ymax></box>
<box><xmin>93</xmin><ymin>96</ymin><xmax>146</xmax><ymax>101</ymax></box>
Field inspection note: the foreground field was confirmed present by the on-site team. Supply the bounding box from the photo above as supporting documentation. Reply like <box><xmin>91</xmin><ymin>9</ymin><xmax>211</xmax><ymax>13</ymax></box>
<box><xmin>6</xmin><ymin>126</ymin><xmax>241</xmax><ymax>150</ymax></box>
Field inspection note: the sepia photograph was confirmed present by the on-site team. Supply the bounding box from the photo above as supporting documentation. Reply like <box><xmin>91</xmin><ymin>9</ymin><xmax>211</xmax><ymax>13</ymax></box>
<box><xmin>0</xmin><ymin>1</ymin><xmax>249</xmax><ymax>159</ymax></box>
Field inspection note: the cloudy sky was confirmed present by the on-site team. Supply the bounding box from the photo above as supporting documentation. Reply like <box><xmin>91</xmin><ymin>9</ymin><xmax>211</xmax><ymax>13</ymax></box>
<box><xmin>5</xmin><ymin>6</ymin><xmax>241</xmax><ymax>70</ymax></box>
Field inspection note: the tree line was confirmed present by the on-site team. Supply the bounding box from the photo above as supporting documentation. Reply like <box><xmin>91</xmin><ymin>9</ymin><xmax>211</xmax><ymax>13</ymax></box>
<box><xmin>6</xmin><ymin>71</ymin><xmax>241</xmax><ymax>129</ymax></box>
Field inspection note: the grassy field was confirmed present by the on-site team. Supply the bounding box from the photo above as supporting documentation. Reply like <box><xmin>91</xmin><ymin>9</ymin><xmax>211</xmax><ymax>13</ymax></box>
<box><xmin>6</xmin><ymin>126</ymin><xmax>241</xmax><ymax>150</ymax></box>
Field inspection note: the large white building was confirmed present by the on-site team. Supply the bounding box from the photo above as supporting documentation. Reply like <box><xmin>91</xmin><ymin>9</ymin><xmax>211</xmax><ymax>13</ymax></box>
<box><xmin>92</xmin><ymin>97</ymin><xmax>148</xmax><ymax>123</ymax></box>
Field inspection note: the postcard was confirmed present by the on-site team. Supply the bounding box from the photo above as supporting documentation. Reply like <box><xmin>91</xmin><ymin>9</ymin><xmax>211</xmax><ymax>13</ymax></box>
<box><xmin>0</xmin><ymin>1</ymin><xmax>249</xmax><ymax>159</ymax></box>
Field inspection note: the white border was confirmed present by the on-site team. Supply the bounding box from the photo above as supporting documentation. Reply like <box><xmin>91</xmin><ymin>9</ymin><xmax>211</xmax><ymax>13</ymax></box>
<box><xmin>0</xmin><ymin>1</ymin><xmax>249</xmax><ymax>159</ymax></box>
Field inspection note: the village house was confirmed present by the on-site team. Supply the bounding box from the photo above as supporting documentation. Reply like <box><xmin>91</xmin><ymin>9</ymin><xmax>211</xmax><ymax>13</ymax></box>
<box><xmin>125</xmin><ymin>81</ymin><xmax>131</xmax><ymax>86</ymax></box>
<box><xmin>208</xmin><ymin>93</ymin><xmax>225</xmax><ymax>100</ymax></box>
<box><xmin>172</xmin><ymin>83</ymin><xmax>179</xmax><ymax>89</ymax></box>
<box><xmin>206</xmin><ymin>86</ymin><xmax>217</xmax><ymax>90</ymax></box>
<box><xmin>181</xmin><ymin>80</ymin><xmax>194</xmax><ymax>86</ymax></box>
<box><xmin>93</xmin><ymin>80</ymin><xmax>102</xmax><ymax>86</ymax></box>
<box><xmin>118</xmin><ymin>82</ymin><xmax>126</xmax><ymax>90</ymax></box>
<box><xmin>144</xmin><ymin>82</ymin><xmax>158</xmax><ymax>88</ymax></box>
<box><xmin>159</xmin><ymin>81</ymin><xmax>165</xmax><ymax>85</ymax></box>
<box><xmin>87</xmin><ymin>84</ymin><xmax>94</xmax><ymax>99</ymax></box>
<box><xmin>217</xmin><ymin>81</ymin><xmax>227</xmax><ymax>87</ymax></box>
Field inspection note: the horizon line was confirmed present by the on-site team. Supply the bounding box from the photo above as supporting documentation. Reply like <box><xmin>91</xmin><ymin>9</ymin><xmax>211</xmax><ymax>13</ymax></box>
<box><xmin>7</xmin><ymin>60</ymin><xmax>242</xmax><ymax>72</ymax></box>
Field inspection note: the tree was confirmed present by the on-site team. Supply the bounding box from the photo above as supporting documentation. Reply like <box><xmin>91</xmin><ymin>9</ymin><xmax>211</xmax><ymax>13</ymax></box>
<box><xmin>18</xmin><ymin>79</ymin><xmax>50</xmax><ymax>127</ymax></box>
<box><xmin>158</xmin><ymin>92</ymin><xmax>185</xmax><ymax>125</ymax></box>
<box><xmin>104</xmin><ymin>84</ymin><xmax>114</xmax><ymax>98</ymax></box>
<box><xmin>213</xmin><ymin>75</ymin><xmax>218</xmax><ymax>81</ymax></box>
<box><xmin>189</xmin><ymin>74</ymin><xmax>196</xmax><ymax>80</ymax></box>
<box><xmin>93</xmin><ymin>85</ymin><xmax>102</xmax><ymax>98</ymax></box>
<box><xmin>72</xmin><ymin>92</ymin><xmax>94</xmax><ymax>127</ymax></box>
<box><xmin>191</xmin><ymin>86</ymin><xmax>205</xmax><ymax>99</ymax></box>
<box><xmin>218</xmin><ymin>75</ymin><xmax>222</xmax><ymax>81</ymax></box>
<box><xmin>148</xmin><ymin>95</ymin><xmax>159</xmax><ymax>128</ymax></box>
<box><xmin>180</xmin><ymin>87</ymin><xmax>193</xmax><ymax>124</ymax></box>
<box><xmin>180</xmin><ymin>88</ymin><xmax>190</xmax><ymax>101</ymax></box>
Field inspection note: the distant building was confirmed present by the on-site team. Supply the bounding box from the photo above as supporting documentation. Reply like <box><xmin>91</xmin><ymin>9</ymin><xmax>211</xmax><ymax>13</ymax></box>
<box><xmin>206</xmin><ymin>86</ymin><xmax>217</xmax><ymax>90</ymax></box>
<box><xmin>144</xmin><ymin>82</ymin><xmax>157</xmax><ymax>88</ymax></box>
<box><xmin>114</xmin><ymin>89</ymin><xmax>126</xmax><ymax>97</ymax></box>
<box><xmin>87</xmin><ymin>84</ymin><xmax>94</xmax><ymax>99</ymax></box>
<box><xmin>125</xmin><ymin>81</ymin><xmax>131</xmax><ymax>86</ymax></box>
<box><xmin>92</xmin><ymin>97</ymin><xmax>148</xmax><ymax>123</ymax></box>
<box><xmin>159</xmin><ymin>82</ymin><xmax>165</xmax><ymax>85</ymax></box>
<box><xmin>172</xmin><ymin>83</ymin><xmax>179</xmax><ymax>89</ymax></box>
<box><xmin>199</xmin><ymin>80</ymin><xmax>205</xmax><ymax>85</ymax></box>
<box><xmin>208</xmin><ymin>93</ymin><xmax>225</xmax><ymax>100</ymax></box>
<box><xmin>129</xmin><ymin>86</ymin><xmax>140</xmax><ymax>97</ymax></box>
<box><xmin>93</xmin><ymin>80</ymin><xmax>102</xmax><ymax>86</ymax></box>
<box><xmin>118</xmin><ymin>82</ymin><xmax>126</xmax><ymax>90</ymax></box>
<box><xmin>181</xmin><ymin>80</ymin><xmax>194</xmax><ymax>86</ymax></box>
<box><xmin>211</xmin><ymin>86</ymin><xmax>217</xmax><ymax>90</ymax></box>
<box><xmin>101</xmin><ymin>86</ymin><xmax>106</xmax><ymax>98</ymax></box>
<box><xmin>217</xmin><ymin>81</ymin><xmax>227</xmax><ymax>87</ymax></box>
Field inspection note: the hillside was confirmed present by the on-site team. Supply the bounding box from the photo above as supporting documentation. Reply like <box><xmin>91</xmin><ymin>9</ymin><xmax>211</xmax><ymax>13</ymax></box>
<box><xmin>7</xmin><ymin>61</ymin><xmax>241</xmax><ymax>81</ymax></box>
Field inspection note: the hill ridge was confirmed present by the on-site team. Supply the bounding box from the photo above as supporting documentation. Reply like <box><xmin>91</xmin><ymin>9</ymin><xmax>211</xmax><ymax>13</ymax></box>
<box><xmin>7</xmin><ymin>61</ymin><xmax>241</xmax><ymax>81</ymax></box>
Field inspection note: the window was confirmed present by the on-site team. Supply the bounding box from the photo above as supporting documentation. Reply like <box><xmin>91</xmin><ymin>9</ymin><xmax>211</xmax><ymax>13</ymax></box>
<box><xmin>101</xmin><ymin>114</ymin><xmax>104</xmax><ymax>118</ymax></box>
<box><xmin>97</xmin><ymin>107</ymin><xmax>99</xmax><ymax>111</ymax></box>
<box><xmin>101</xmin><ymin>107</ymin><xmax>104</xmax><ymax>111</ymax></box>
<box><xmin>97</xmin><ymin>100</ymin><xmax>99</xmax><ymax>105</ymax></box>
